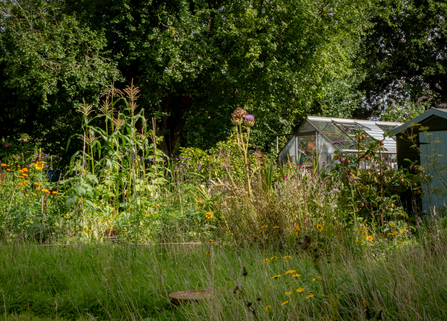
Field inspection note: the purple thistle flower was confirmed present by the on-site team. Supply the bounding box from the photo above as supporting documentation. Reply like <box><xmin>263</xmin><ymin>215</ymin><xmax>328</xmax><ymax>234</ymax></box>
<box><xmin>341</xmin><ymin>140</ymin><xmax>345</xmax><ymax>145</ymax></box>
<box><xmin>4</xmin><ymin>142</ymin><xmax>9</xmax><ymax>147</ymax></box>
<box><xmin>332</xmin><ymin>141</ymin><xmax>340</xmax><ymax>145</ymax></box>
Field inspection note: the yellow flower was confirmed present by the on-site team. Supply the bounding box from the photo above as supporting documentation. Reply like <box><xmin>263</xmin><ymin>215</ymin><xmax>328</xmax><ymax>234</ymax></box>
<box><xmin>366</xmin><ymin>235</ymin><xmax>374</xmax><ymax>242</ymax></box>
<box><xmin>283</xmin><ymin>256</ymin><xmax>291</xmax><ymax>259</ymax></box>
<box><xmin>285</xmin><ymin>270</ymin><xmax>296</xmax><ymax>275</ymax></box>
<box><xmin>389</xmin><ymin>222</ymin><xmax>395</xmax><ymax>226</ymax></box>
<box><xmin>273</xmin><ymin>226</ymin><xmax>279</xmax><ymax>229</ymax></box>
<box><xmin>206</xmin><ymin>250</ymin><xmax>211</xmax><ymax>255</ymax></box>
<box><xmin>271</xmin><ymin>275</ymin><xmax>281</xmax><ymax>279</ymax></box>
<box><xmin>261</xmin><ymin>225</ymin><xmax>268</xmax><ymax>228</ymax></box>
<box><xmin>285</xmin><ymin>291</ymin><xmax>292</xmax><ymax>296</ymax></box>
<box><xmin>312</xmin><ymin>276</ymin><xmax>321</xmax><ymax>281</ymax></box>
<box><xmin>316</xmin><ymin>224</ymin><xmax>323</xmax><ymax>231</ymax></box>
<box><xmin>271</xmin><ymin>256</ymin><xmax>277</xmax><ymax>260</ymax></box>
<box><xmin>296</xmin><ymin>288</ymin><xmax>305</xmax><ymax>293</ymax></box>
<box><xmin>34</xmin><ymin>182</ymin><xmax>39</xmax><ymax>185</ymax></box>
<box><xmin>208</xmin><ymin>239</ymin><xmax>214</xmax><ymax>244</ymax></box>
<box><xmin>355</xmin><ymin>240</ymin><xmax>362</xmax><ymax>243</ymax></box>
<box><xmin>34</xmin><ymin>161</ymin><xmax>43</xmax><ymax>171</ymax></box>
<box><xmin>265</xmin><ymin>305</ymin><xmax>271</xmax><ymax>312</ymax></box>
<box><xmin>292</xmin><ymin>274</ymin><xmax>301</xmax><ymax>278</ymax></box>
<box><xmin>205</xmin><ymin>212</ymin><xmax>213</xmax><ymax>219</ymax></box>
<box><xmin>400</xmin><ymin>229</ymin><xmax>407</xmax><ymax>233</ymax></box>
<box><xmin>263</xmin><ymin>258</ymin><xmax>271</xmax><ymax>263</ymax></box>
<box><xmin>282</xmin><ymin>300</ymin><xmax>289</xmax><ymax>306</ymax></box>
<box><xmin>363</xmin><ymin>300</ymin><xmax>368</xmax><ymax>307</ymax></box>
<box><xmin>305</xmin><ymin>294</ymin><xmax>314</xmax><ymax>299</ymax></box>
<box><xmin>146</xmin><ymin>211</ymin><xmax>152</xmax><ymax>214</ymax></box>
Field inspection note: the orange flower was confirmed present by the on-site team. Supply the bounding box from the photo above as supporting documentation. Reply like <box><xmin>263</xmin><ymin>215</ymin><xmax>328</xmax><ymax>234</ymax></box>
<box><xmin>22</xmin><ymin>168</ymin><xmax>28</xmax><ymax>172</ymax></box>
<box><xmin>24</xmin><ymin>180</ymin><xmax>29</xmax><ymax>183</ymax></box>
<box><xmin>19</xmin><ymin>176</ymin><xmax>24</xmax><ymax>179</ymax></box>
<box><xmin>17</xmin><ymin>165</ymin><xmax>21</xmax><ymax>167</ymax></box>
<box><xmin>6</xmin><ymin>169</ymin><xmax>11</xmax><ymax>171</ymax></box>
<box><xmin>51</xmin><ymin>191</ymin><xmax>58</xmax><ymax>194</ymax></box>
<box><xmin>18</xmin><ymin>183</ymin><xmax>23</xmax><ymax>186</ymax></box>
<box><xmin>34</xmin><ymin>183</ymin><xmax>39</xmax><ymax>185</ymax></box>
<box><xmin>36</xmin><ymin>188</ymin><xmax>40</xmax><ymax>190</ymax></box>
<box><xmin>41</xmin><ymin>189</ymin><xmax>50</xmax><ymax>193</ymax></box>
<box><xmin>18</xmin><ymin>169</ymin><xmax>23</xmax><ymax>173</ymax></box>
<box><xmin>25</xmin><ymin>194</ymin><xmax>29</xmax><ymax>196</ymax></box>
<box><xmin>33</xmin><ymin>193</ymin><xmax>37</xmax><ymax>196</ymax></box>
<box><xmin>1</xmin><ymin>163</ymin><xmax>7</xmax><ymax>167</ymax></box>
<box><xmin>21</xmin><ymin>188</ymin><xmax>24</xmax><ymax>191</ymax></box>
<box><xmin>23</xmin><ymin>173</ymin><xmax>28</xmax><ymax>177</ymax></box>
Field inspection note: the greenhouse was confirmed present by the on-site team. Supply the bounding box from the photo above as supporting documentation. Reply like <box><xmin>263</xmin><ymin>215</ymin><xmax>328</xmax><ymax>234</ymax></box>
<box><xmin>277</xmin><ymin>116</ymin><xmax>402</xmax><ymax>171</ymax></box>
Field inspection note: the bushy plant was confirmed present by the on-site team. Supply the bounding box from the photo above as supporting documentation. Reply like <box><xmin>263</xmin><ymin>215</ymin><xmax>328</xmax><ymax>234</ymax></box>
<box><xmin>322</xmin><ymin>130</ymin><xmax>425</xmax><ymax>228</ymax></box>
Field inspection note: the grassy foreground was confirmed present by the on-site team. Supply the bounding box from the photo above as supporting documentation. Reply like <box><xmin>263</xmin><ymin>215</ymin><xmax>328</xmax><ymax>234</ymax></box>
<box><xmin>1</xmin><ymin>235</ymin><xmax>447</xmax><ymax>321</ymax></box>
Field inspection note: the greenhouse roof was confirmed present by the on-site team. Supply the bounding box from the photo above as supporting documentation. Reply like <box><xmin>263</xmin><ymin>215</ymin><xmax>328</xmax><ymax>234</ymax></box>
<box><xmin>298</xmin><ymin>116</ymin><xmax>402</xmax><ymax>152</ymax></box>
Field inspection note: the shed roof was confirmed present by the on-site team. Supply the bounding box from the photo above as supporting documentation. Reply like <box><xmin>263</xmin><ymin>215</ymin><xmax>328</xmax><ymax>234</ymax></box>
<box><xmin>390</xmin><ymin>108</ymin><xmax>447</xmax><ymax>135</ymax></box>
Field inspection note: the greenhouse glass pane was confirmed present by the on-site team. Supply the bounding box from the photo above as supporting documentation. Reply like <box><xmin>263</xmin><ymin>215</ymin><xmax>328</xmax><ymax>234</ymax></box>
<box><xmin>297</xmin><ymin>121</ymin><xmax>317</xmax><ymax>133</ymax></box>
<box><xmin>317</xmin><ymin>134</ymin><xmax>338</xmax><ymax>169</ymax></box>
<box><xmin>297</xmin><ymin>134</ymin><xmax>317</xmax><ymax>167</ymax></box>
<box><xmin>310</xmin><ymin>120</ymin><xmax>355</xmax><ymax>147</ymax></box>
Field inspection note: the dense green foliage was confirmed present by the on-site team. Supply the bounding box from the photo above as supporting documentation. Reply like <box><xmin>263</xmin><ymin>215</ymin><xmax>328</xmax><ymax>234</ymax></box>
<box><xmin>358</xmin><ymin>0</ymin><xmax>447</xmax><ymax>107</ymax></box>
<box><xmin>1</xmin><ymin>0</ymin><xmax>374</xmax><ymax>154</ymax></box>
<box><xmin>0</xmin><ymin>0</ymin><xmax>119</xmax><ymax>156</ymax></box>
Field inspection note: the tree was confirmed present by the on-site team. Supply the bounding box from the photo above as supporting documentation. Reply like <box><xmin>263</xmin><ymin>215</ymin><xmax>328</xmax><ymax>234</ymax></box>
<box><xmin>357</xmin><ymin>0</ymin><xmax>447</xmax><ymax>109</ymax></box>
<box><xmin>65</xmin><ymin>0</ymin><xmax>372</xmax><ymax>153</ymax></box>
<box><xmin>0</xmin><ymin>0</ymin><xmax>119</xmax><ymax>156</ymax></box>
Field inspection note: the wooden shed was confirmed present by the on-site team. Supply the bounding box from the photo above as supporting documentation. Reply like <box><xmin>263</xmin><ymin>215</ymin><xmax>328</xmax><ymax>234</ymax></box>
<box><xmin>390</xmin><ymin>108</ymin><xmax>447</xmax><ymax>213</ymax></box>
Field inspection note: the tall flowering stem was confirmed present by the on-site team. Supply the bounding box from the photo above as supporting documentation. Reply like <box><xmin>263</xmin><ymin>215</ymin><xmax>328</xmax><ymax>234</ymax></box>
<box><xmin>231</xmin><ymin>109</ymin><xmax>255</xmax><ymax>196</ymax></box>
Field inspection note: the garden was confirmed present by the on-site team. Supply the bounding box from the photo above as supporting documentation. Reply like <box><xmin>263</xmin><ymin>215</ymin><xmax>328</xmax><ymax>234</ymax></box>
<box><xmin>1</xmin><ymin>86</ymin><xmax>446</xmax><ymax>320</ymax></box>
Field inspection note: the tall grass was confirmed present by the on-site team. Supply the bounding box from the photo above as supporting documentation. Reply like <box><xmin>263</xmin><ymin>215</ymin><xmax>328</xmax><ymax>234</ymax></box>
<box><xmin>0</xmin><ymin>230</ymin><xmax>446</xmax><ymax>320</ymax></box>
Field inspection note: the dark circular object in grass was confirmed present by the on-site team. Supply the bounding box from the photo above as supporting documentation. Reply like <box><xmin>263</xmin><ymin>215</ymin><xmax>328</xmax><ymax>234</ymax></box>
<box><xmin>169</xmin><ymin>290</ymin><xmax>233</xmax><ymax>305</ymax></box>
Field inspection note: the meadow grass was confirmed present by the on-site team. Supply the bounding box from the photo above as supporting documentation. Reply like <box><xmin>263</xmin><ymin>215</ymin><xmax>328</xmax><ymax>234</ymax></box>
<box><xmin>1</xmin><ymin>233</ymin><xmax>446</xmax><ymax>321</ymax></box>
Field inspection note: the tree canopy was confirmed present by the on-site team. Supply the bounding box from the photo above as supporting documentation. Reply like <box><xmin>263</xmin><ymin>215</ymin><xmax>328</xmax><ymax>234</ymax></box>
<box><xmin>3</xmin><ymin>0</ymin><xmax>446</xmax><ymax>156</ymax></box>
<box><xmin>358</xmin><ymin>0</ymin><xmax>447</xmax><ymax>108</ymax></box>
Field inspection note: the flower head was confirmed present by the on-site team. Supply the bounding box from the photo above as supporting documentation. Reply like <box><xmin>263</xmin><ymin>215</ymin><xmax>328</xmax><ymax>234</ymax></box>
<box><xmin>4</xmin><ymin>142</ymin><xmax>9</xmax><ymax>147</ymax></box>
<box><xmin>205</xmin><ymin>212</ymin><xmax>213</xmax><ymax>219</ymax></box>
<box><xmin>263</xmin><ymin>258</ymin><xmax>271</xmax><ymax>263</ymax></box>
<box><xmin>271</xmin><ymin>274</ymin><xmax>281</xmax><ymax>279</ymax></box>
<box><xmin>231</xmin><ymin>108</ymin><xmax>247</xmax><ymax>124</ymax></box>
<box><xmin>316</xmin><ymin>224</ymin><xmax>323</xmax><ymax>231</ymax></box>
<box><xmin>366</xmin><ymin>235</ymin><xmax>374</xmax><ymax>242</ymax></box>
<box><xmin>305</xmin><ymin>294</ymin><xmax>314</xmax><ymax>299</ymax></box>
<box><xmin>244</xmin><ymin>114</ymin><xmax>255</xmax><ymax>126</ymax></box>
<box><xmin>265</xmin><ymin>305</ymin><xmax>271</xmax><ymax>312</ymax></box>
<box><xmin>34</xmin><ymin>161</ymin><xmax>43</xmax><ymax>171</ymax></box>
<box><xmin>281</xmin><ymin>300</ymin><xmax>289</xmax><ymax>306</ymax></box>
<box><xmin>296</xmin><ymin>288</ymin><xmax>305</xmax><ymax>293</ymax></box>
<box><xmin>285</xmin><ymin>270</ymin><xmax>296</xmax><ymax>275</ymax></box>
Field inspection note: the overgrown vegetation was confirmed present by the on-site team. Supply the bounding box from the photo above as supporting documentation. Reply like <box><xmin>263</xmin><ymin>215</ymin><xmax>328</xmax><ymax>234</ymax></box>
<box><xmin>1</xmin><ymin>90</ymin><xmax>446</xmax><ymax>319</ymax></box>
